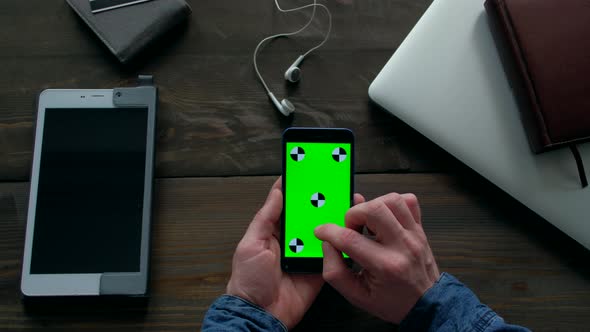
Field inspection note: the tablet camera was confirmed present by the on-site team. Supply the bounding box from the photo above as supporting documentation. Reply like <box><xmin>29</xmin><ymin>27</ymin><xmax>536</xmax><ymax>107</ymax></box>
<box><xmin>310</xmin><ymin>192</ymin><xmax>325</xmax><ymax>208</ymax></box>
<box><xmin>332</xmin><ymin>147</ymin><xmax>347</xmax><ymax>162</ymax></box>
<box><xmin>290</xmin><ymin>146</ymin><xmax>305</xmax><ymax>162</ymax></box>
<box><xmin>289</xmin><ymin>238</ymin><xmax>304</xmax><ymax>253</ymax></box>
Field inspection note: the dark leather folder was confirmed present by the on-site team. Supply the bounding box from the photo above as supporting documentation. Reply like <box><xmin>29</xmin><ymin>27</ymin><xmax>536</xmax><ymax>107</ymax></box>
<box><xmin>485</xmin><ymin>0</ymin><xmax>590</xmax><ymax>186</ymax></box>
<box><xmin>66</xmin><ymin>0</ymin><xmax>192</xmax><ymax>63</ymax></box>
<box><xmin>485</xmin><ymin>0</ymin><xmax>590</xmax><ymax>152</ymax></box>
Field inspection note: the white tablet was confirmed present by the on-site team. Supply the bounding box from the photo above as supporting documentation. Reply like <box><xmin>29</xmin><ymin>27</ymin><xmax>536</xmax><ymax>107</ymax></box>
<box><xmin>21</xmin><ymin>80</ymin><xmax>157</xmax><ymax>296</ymax></box>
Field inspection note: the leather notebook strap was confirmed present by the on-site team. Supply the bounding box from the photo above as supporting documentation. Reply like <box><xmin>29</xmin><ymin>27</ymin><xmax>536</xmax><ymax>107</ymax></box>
<box><xmin>570</xmin><ymin>145</ymin><xmax>588</xmax><ymax>188</ymax></box>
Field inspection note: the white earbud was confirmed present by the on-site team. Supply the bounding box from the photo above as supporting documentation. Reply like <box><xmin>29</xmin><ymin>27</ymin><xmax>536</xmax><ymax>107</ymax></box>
<box><xmin>269</xmin><ymin>92</ymin><xmax>295</xmax><ymax>116</ymax></box>
<box><xmin>284</xmin><ymin>55</ymin><xmax>305</xmax><ymax>83</ymax></box>
<box><xmin>253</xmin><ymin>0</ymin><xmax>332</xmax><ymax>117</ymax></box>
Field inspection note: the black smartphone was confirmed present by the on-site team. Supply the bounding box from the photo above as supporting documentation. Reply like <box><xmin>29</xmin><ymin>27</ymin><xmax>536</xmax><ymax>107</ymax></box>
<box><xmin>281</xmin><ymin>127</ymin><xmax>354</xmax><ymax>273</ymax></box>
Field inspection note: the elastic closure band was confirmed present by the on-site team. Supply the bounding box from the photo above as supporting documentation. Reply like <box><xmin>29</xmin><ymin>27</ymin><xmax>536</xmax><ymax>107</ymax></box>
<box><xmin>570</xmin><ymin>145</ymin><xmax>588</xmax><ymax>188</ymax></box>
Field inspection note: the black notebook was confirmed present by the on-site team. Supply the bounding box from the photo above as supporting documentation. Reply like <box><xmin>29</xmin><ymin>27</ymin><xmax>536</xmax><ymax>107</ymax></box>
<box><xmin>66</xmin><ymin>0</ymin><xmax>192</xmax><ymax>63</ymax></box>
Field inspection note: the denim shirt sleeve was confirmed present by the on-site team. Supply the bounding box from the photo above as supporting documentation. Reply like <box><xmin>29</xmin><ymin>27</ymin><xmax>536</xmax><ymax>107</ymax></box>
<box><xmin>399</xmin><ymin>273</ymin><xmax>531</xmax><ymax>332</ymax></box>
<box><xmin>202</xmin><ymin>294</ymin><xmax>287</xmax><ymax>332</ymax></box>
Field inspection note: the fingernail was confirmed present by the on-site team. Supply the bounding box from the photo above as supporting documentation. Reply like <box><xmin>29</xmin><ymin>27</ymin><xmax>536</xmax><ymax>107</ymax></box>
<box><xmin>314</xmin><ymin>225</ymin><xmax>324</xmax><ymax>236</ymax></box>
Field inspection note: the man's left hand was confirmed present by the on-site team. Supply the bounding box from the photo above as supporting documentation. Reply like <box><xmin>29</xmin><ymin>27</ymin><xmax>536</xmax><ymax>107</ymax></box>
<box><xmin>226</xmin><ymin>177</ymin><xmax>363</xmax><ymax>329</ymax></box>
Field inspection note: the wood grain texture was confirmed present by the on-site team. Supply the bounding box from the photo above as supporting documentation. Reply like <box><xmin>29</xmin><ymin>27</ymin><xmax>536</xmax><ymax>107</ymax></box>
<box><xmin>0</xmin><ymin>0</ymin><xmax>431</xmax><ymax>57</ymax></box>
<box><xmin>0</xmin><ymin>0</ymin><xmax>455</xmax><ymax>181</ymax></box>
<box><xmin>1</xmin><ymin>174</ymin><xmax>589</xmax><ymax>331</ymax></box>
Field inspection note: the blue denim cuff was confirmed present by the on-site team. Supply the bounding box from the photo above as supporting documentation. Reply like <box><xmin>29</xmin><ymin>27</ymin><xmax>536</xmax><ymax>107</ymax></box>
<box><xmin>399</xmin><ymin>272</ymin><xmax>500</xmax><ymax>332</ymax></box>
<box><xmin>202</xmin><ymin>294</ymin><xmax>287</xmax><ymax>332</ymax></box>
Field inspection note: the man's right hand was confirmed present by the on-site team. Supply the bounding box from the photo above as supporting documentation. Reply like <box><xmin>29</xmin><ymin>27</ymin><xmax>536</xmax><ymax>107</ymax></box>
<box><xmin>314</xmin><ymin>193</ymin><xmax>440</xmax><ymax>324</ymax></box>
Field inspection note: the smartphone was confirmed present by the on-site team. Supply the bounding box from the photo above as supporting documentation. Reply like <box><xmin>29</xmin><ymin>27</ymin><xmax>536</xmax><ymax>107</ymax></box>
<box><xmin>281</xmin><ymin>127</ymin><xmax>354</xmax><ymax>273</ymax></box>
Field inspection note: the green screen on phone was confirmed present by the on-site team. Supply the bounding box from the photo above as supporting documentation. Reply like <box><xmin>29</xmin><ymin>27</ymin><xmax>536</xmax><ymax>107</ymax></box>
<box><xmin>285</xmin><ymin>142</ymin><xmax>351</xmax><ymax>258</ymax></box>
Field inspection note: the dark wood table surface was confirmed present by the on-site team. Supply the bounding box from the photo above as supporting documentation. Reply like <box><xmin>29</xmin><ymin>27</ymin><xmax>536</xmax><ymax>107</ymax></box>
<box><xmin>1</xmin><ymin>0</ymin><xmax>589</xmax><ymax>331</ymax></box>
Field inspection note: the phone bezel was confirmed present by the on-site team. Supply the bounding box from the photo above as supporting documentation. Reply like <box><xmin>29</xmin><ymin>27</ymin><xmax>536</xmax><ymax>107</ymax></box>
<box><xmin>281</xmin><ymin>127</ymin><xmax>355</xmax><ymax>273</ymax></box>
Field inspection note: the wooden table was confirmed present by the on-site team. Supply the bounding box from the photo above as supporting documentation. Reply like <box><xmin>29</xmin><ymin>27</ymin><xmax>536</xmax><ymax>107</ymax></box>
<box><xmin>1</xmin><ymin>1</ymin><xmax>589</xmax><ymax>331</ymax></box>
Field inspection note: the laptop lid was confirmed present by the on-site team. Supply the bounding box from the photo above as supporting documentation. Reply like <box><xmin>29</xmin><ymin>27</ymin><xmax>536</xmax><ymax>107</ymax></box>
<box><xmin>368</xmin><ymin>0</ymin><xmax>590</xmax><ymax>249</ymax></box>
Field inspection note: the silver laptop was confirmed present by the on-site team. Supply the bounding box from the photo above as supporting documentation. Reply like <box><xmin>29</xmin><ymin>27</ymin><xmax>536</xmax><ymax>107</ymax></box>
<box><xmin>369</xmin><ymin>0</ymin><xmax>590</xmax><ymax>250</ymax></box>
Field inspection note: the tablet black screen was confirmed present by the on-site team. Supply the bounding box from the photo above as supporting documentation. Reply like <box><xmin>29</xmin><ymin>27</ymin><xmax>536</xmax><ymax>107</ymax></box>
<box><xmin>30</xmin><ymin>108</ymin><xmax>148</xmax><ymax>274</ymax></box>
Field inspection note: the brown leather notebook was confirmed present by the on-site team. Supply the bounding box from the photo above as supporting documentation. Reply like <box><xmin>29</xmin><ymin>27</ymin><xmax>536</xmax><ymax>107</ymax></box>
<box><xmin>485</xmin><ymin>0</ymin><xmax>590</xmax><ymax>186</ymax></box>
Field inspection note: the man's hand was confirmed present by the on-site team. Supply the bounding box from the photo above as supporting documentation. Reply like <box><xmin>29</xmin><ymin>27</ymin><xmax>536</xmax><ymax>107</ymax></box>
<box><xmin>226</xmin><ymin>178</ymin><xmax>320</xmax><ymax>329</ymax></box>
<box><xmin>228</xmin><ymin>178</ymin><xmax>366</xmax><ymax>329</ymax></box>
<box><xmin>314</xmin><ymin>193</ymin><xmax>440</xmax><ymax>324</ymax></box>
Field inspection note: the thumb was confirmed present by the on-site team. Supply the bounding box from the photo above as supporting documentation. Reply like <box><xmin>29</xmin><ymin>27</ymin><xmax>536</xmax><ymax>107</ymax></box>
<box><xmin>245</xmin><ymin>187</ymin><xmax>283</xmax><ymax>241</ymax></box>
<box><xmin>320</xmin><ymin>241</ymin><xmax>368</xmax><ymax>309</ymax></box>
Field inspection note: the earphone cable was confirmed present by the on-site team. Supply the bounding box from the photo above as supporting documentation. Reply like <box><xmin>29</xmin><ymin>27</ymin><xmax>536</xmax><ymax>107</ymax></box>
<box><xmin>253</xmin><ymin>0</ymin><xmax>331</xmax><ymax>94</ymax></box>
